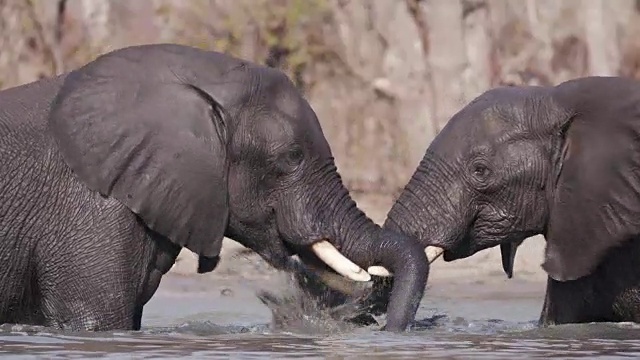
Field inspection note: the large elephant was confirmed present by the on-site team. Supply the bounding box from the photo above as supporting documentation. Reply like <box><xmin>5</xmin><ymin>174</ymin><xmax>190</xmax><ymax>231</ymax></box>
<box><xmin>0</xmin><ymin>44</ymin><xmax>427</xmax><ymax>332</ymax></box>
<box><xmin>382</xmin><ymin>76</ymin><xmax>640</xmax><ymax>326</ymax></box>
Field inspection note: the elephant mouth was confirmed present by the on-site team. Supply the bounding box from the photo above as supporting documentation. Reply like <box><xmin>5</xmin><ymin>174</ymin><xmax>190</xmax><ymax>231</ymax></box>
<box><xmin>291</xmin><ymin>239</ymin><xmax>411</xmax><ymax>284</ymax></box>
<box><xmin>441</xmin><ymin>235</ymin><xmax>485</xmax><ymax>262</ymax></box>
<box><xmin>439</xmin><ymin>238</ymin><xmax>470</xmax><ymax>261</ymax></box>
<box><xmin>239</xmin><ymin>231</ymin><xmax>381</xmax><ymax>283</ymax></box>
<box><xmin>443</xmin><ymin>248</ymin><xmax>471</xmax><ymax>261</ymax></box>
<box><xmin>440</xmin><ymin>232</ymin><xmax>510</xmax><ymax>262</ymax></box>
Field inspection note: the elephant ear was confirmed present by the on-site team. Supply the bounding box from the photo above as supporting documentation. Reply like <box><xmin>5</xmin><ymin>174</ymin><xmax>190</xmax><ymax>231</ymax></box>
<box><xmin>48</xmin><ymin>57</ymin><xmax>229</xmax><ymax>258</ymax></box>
<box><xmin>543</xmin><ymin>77</ymin><xmax>640</xmax><ymax>281</ymax></box>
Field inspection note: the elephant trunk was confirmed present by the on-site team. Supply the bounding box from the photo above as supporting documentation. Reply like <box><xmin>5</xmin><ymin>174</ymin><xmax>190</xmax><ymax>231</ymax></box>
<box><xmin>329</xmin><ymin>186</ymin><xmax>429</xmax><ymax>332</ymax></box>
<box><xmin>384</xmin><ymin>153</ymin><xmax>469</xmax><ymax>255</ymax></box>
<box><xmin>286</xmin><ymin>164</ymin><xmax>428</xmax><ymax>331</ymax></box>
<box><xmin>336</xmin><ymin>154</ymin><xmax>465</xmax><ymax>328</ymax></box>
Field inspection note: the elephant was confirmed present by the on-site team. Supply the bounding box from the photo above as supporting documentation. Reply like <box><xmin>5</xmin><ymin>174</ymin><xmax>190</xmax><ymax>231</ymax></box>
<box><xmin>0</xmin><ymin>43</ymin><xmax>428</xmax><ymax>332</ymax></box>
<box><xmin>379</xmin><ymin>76</ymin><xmax>640</xmax><ymax>326</ymax></box>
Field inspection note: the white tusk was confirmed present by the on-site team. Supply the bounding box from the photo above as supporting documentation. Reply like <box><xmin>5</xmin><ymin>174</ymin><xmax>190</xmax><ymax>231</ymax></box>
<box><xmin>426</xmin><ymin>246</ymin><xmax>444</xmax><ymax>263</ymax></box>
<box><xmin>368</xmin><ymin>247</ymin><xmax>444</xmax><ymax>276</ymax></box>
<box><xmin>367</xmin><ymin>266</ymin><xmax>393</xmax><ymax>277</ymax></box>
<box><xmin>311</xmin><ymin>240</ymin><xmax>371</xmax><ymax>282</ymax></box>
<box><xmin>365</xmin><ymin>247</ymin><xmax>445</xmax><ymax>277</ymax></box>
<box><xmin>290</xmin><ymin>258</ymin><xmax>373</xmax><ymax>296</ymax></box>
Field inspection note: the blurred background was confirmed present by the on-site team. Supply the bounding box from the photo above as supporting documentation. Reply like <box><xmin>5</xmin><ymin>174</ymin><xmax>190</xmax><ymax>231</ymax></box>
<box><xmin>3</xmin><ymin>0</ymin><xmax>639</xmax><ymax>282</ymax></box>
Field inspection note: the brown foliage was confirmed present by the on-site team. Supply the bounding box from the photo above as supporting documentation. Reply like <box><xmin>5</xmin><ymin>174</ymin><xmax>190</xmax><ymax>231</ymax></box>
<box><xmin>1</xmin><ymin>0</ymin><xmax>639</xmax><ymax>193</ymax></box>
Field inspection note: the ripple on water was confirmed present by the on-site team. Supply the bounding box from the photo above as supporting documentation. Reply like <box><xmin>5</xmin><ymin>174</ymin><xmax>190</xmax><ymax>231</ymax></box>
<box><xmin>0</xmin><ymin>324</ymin><xmax>640</xmax><ymax>359</ymax></box>
<box><xmin>3</xmin><ymin>274</ymin><xmax>640</xmax><ymax>359</ymax></box>
<box><xmin>4</xmin><ymin>319</ymin><xmax>640</xmax><ymax>358</ymax></box>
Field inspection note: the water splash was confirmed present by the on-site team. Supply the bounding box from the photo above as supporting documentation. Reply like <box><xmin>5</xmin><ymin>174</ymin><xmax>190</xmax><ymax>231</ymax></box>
<box><xmin>256</xmin><ymin>266</ymin><xmax>379</xmax><ymax>334</ymax></box>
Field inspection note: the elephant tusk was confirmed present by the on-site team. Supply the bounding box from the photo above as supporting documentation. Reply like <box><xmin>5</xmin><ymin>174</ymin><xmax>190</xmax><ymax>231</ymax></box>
<box><xmin>365</xmin><ymin>247</ymin><xmax>444</xmax><ymax>277</ymax></box>
<box><xmin>425</xmin><ymin>246</ymin><xmax>444</xmax><ymax>263</ymax></box>
<box><xmin>311</xmin><ymin>240</ymin><xmax>371</xmax><ymax>282</ymax></box>
<box><xmin>289</xmin><ymin>258</ymin><xmax>373</xmax><ymax>296</ymax></box>
<box><xmin>367</xmin><ymin>266</ymin><xmax>393</xmax><ymax>277</ymax></box>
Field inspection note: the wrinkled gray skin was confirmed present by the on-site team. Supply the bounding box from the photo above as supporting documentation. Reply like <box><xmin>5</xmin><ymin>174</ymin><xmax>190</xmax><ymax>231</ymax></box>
<box><xmin>384</xmin><ymin>76</ymin><xmax>640</xmax><ymax>326</ymax></box>
<box><xmin>0</xmin><ymin>44</ymin><xmax>427</xmax><ymax>332</ymax></box>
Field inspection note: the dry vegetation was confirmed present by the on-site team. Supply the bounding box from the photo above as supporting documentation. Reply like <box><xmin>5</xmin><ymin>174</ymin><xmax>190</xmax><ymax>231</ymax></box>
<box><xmin>2</xmin><ymin>0</ymin><xmax>639</xmax><ymax>194</ymax></box>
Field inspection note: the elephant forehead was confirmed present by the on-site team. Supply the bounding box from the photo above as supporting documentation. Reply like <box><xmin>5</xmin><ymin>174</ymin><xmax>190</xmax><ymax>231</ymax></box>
<box><xmin>465</xmin><ymin>96</ymin><xmax>533</xmax><ymax>137</ymax></box>
<box><xmin>499</xmin><ymin>140</ymin><xmax>546</xmax><ymax>171</ymax></box>
<box><xmin>476</xmin><ymin>105</ymin><xmax>531</xmax><ymax>140</ymax></box>
<box><xmin>430</xmin><ymin>86</ymin><xmax>548</xmax><ymax>159</ymax></box>
<box><xmin>430</xmin><ymin>106</ymin><xmax>504</xmax><ymax>154</ymax></box>
<box><xmin>271</xmin><ymin>95</ymin><xmax>329</xmax><ymax>149</ymax></box>
<box><xmin>470</xmin><ymin>86</ymin><xmax>544</xmax><ymax>125</ymax></box>
<box><xmin>431</xmin><ymin>106</ymin><xmax>529</xmax><ymax>162</ymax></box>
<box><xmin>475</xmin><ymin>107</ymin><xmax>508</xmax><ymax>136</ymax></box>
<box><xmin>247</xmin><ymin>104</ymin><xmax>330</xmax><ymax>154</ymax></box>
<box><xmin>247</xmin><ymin>70</ymin><xmax>331</xmax><ymax>154</ymax></box>
<box><xmin>254</xmin><ymin>68</ymin><xmax>303</xmax><ymax>116</ymax></box>
<box><xmin>253</xmin><ymin>112</ymin><xmax>294</xmax><ymax>143</ymax></box>
<box><xmin>273</xmin><ymin>85</ymin><xmax>304</xmax><ymax>117</ymax></box>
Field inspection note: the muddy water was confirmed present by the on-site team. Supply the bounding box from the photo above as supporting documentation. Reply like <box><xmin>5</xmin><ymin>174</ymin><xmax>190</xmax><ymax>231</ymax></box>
<box><xmin>2</xmin><ymin>274</ymin><xmax>640</xmax><ymax>359</ymax></box>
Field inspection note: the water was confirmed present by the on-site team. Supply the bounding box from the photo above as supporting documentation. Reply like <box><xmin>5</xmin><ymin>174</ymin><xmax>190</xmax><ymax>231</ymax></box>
<box><xmin>2</xmin><ymin>274</ymin><xmax>640</xmax><ymax>359</ymax></box>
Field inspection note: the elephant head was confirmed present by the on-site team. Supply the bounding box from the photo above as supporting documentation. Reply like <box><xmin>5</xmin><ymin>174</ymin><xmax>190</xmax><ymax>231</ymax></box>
<box><xmin>47</xmin><ymin>44</ymin><xmax>427</xmax><ymax>331</ymax></box>
<box><xmin>385</xmin><ymin>76</ymin><xmax>640</xmax><ymax>283</ymax></box>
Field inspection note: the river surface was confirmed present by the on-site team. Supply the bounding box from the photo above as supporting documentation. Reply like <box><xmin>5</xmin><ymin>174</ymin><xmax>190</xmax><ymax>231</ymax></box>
<box><xmin>2</xmin><ymin>274</ymin><xmax>640</xmax><ymax>359</ymax></box>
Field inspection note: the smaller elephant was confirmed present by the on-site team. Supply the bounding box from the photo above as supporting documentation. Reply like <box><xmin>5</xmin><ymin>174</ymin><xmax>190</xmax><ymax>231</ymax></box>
<box><xmin>383</xmin><ymin>76</ymin><xmax>640</xmax><ymax>326</ymax></box>
<box><xmin>0</xmin><ymin>44</ymin><xmax>428</xmax><ymax>332</ymax></box>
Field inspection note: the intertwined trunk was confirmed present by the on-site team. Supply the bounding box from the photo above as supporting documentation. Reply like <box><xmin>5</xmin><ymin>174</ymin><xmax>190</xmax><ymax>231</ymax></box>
<box><xmin>301</xmin><ymin>165</ymin><xmax>429</xmax><ymax>331</ymax></box>
<box><xmin>334</xmin><ymin>191</ymin><xmax>428</xmax><ymax>330</ymax></box>
<box><xmin>350</xmin><ymin>153</ymin><xmax>470</xmax><ymax>323</ymax></box>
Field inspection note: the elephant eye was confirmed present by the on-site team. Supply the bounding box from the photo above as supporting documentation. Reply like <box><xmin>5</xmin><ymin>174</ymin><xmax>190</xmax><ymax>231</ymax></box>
<box><xmin>472</xmin><ymin>163</ymin><xmax>490</xmax><ymax>178</ymax></box>
<box><xmin>272</xmin><ymin>146</ymin><xmax>305</xmax><ymax>177</ymax></box>
<box><xmin>282</xmin><ymin>147</ymin><xmax>304</xmax><ymax>168</ymax></box>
